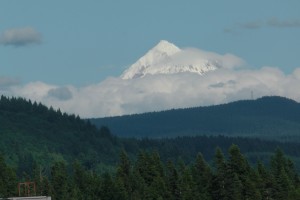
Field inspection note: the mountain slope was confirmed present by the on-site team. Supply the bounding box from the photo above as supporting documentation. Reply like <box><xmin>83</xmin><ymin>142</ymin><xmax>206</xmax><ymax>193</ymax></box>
<box><xmin>3</xmin><ymin>95</ymin><xmax>300</xmax><ymax>175</ymax></box>
<box><xmin>121</xmin><ymin>40</ymin><xmax>219</xmax><ymax>79</ymax></box>
<box><xmin>0</xmin><ymin>96</ymin><xmax>122</xmax><ymax>174</ymax></box>
<box><xmin>90</xmin><ymin>96</ymin><xmax>300</xmax><ymax>141</ymax></box>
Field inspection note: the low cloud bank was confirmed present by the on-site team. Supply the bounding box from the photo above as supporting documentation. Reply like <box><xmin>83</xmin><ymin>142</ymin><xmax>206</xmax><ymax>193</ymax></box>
<box><xmin>2</xmin><ymin>66</ymin><xmax>300</xmax><ymax>118</ymax></box>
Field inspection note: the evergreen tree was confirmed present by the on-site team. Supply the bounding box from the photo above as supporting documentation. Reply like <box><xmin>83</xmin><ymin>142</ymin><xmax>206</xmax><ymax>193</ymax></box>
<box><xmin>192</xmin><ymin>153</ymin><xmax>212</xmax><ymax>200</ymax></box>
<box><xmin>114</xmin><ymin>176</ymin><xmax>129</xmax><ymax>200</ymax></box>
<box><xmin>227</xmin><ymin>144</ymin><xmax>255</xmax><ymax>199</ymax></box>
<box><xmin>50</xmin><ymin>161</ymin><xmax>69</xmax><ymax>200</ymax></box>
<box><xmin>129</xmin><ymin>167</ymin><xmax>146</xmax><ymax>200</ymax></box>
<box><xmin>228</xmin><ymin>144</ymin><xmax>249</xmax><ymax>177</ymax></box>
<box><xmin>165</xmin><ymin>160</ymin><xmax>180</xmax><ymax>200</ymax></box>
<box><xmin>243</xmin><ymin>169</ymin><xmax>262</xmax><ymax>200</ymax></box>
<box><xmin>0</xmin><ymin>153</ymin><xmax>17</xmax><ymax>198</ymax></box>
<box><xmin>271</xmin><ymin>148</ymin><xmax>293</xmax><ymax>198</ymax></box>
<box><xmin>72</xmin><ymin>161</ymin><xmax>86</xmax><ymax>200</ymax></box>
<box><xmin>286</xmin><ymin>158</ymin><xmax>300</xmax><ymax>187</ymax></box>
<box><xmin>178</xmin><ymin>164</ymin><xmax>195</xmax><ymax>200</ymax></box>
<box><xmin>147</xmin><ymin>175</ymin><xmax>167</xmax><ymax>200</ymax></box>
<box><xmin>256</xmin><ymin>161</ymin><xmax>273</xmax><ymax>199</ymax></box>
<box><xmin>116</xmin><ymin>150</ymin><xmax>131</xmax><ymax>197</ymax></box>
<box><xmin>100</xmin><ymin>172</ymin><xmax>127</xmax><ymax>200</ymax></box>
<box><xmin>211</xmin><ymin>147</ymin><xmax>227</xmax><ymax>200</ymax></box>
<box><xmin>32</xmin><ymin>163</ymin><xmax>51</xmax><ymax>196</ymax></box>
<box><xmin>100</xmin><ymin>172</ymin><xmax>115</xmax><ymax>200</ymax></box>
<box><xmin>230</xmin><ymin>173</ymin><xmax>243</xmax><ymax>200</ymax></box>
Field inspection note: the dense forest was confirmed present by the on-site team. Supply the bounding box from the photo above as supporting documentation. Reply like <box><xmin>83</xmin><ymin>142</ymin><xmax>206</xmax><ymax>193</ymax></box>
<box><xmin>1</xmin><ymin>145</ymin><xmax>300</xmax><ymax>199</ymax></box>
<box><xmin>0</xmin><ymin>95</ymin><xmax>122</xmax><ymax>174</ymax></box>
<box><xmin>2</xmin><ymin>95</ymin><xmax>300</xmax><ymax>175</ymax></box>
<box><xmin>91</xmin><ymin>96</ymin><xmax>300</xmax><ymax>141</ymax></box>
<box><xmin>0</xmin><ymin>96</ymin><xmax>300</xmax><ymax>176</ymax></box>
<box><xmin>2</xmin><ymin>95</ymin><xmax>300</xmax><ymax>199</ymax></box>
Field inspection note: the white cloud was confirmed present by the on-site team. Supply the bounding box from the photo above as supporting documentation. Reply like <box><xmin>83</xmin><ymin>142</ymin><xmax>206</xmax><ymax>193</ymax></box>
<box><xmin>0</xmin><ymin>27</ymin><xmax>42</xmax><ymax>47</ymax></box>
<box><xmin>2</xmin><ymin>66</ymin><xmax>300</xmax><ymax>118</ymax></box>
<box><xmin>174</xmin><ymin>48</ymin><xmax>245</xmax><ymax>70</ymax></box>
<box><xmin>1</xmin><ymin>43</ymin><xmax>299</xmax><ymax>118</ymax></box>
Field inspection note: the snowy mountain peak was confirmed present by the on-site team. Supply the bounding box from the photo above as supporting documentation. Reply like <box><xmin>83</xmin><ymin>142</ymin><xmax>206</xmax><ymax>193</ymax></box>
<box><xmin>121</xmin><ymin>40</ymin><xmax>219</xmax><ymax>79</ymax></box>
<box><xmin>151</xmin><ymin>40</ymin><xmax>181</xmax><ymax>55</ymax></box>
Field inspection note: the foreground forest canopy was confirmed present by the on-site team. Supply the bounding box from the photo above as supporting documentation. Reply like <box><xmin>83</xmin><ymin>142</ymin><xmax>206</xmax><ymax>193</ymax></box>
<box><xmin>91</xmin><ymin>96</ymin><xmax>300</xmax><ymax>141</ymax></box>
<box><xmin>1</xmin><ymin>145</ymin><xmax>300</xmax><ymax>200</ymax></box>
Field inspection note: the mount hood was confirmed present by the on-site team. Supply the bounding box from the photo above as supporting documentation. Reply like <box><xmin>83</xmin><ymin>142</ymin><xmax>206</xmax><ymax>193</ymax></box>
<box><xmin>121</xmin><ymin>40</ymin><xmax>225</xmax><ymax>79</ymax></box>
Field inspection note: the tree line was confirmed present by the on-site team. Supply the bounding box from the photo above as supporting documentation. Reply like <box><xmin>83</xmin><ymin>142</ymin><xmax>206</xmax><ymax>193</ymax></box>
<box><xmin>2</xmin><ymin>95</ymin><xmax>300</xmax><ymax>175</ymax></box>
<box><xmin>1</xmin><ymin>145</ymin><xmax>300</xmax><ymax>200</ymax></box>
<box><xmin>91</xmin><ymin>96</ymin><xmax>300</xmax><ymax>141</ymax></box>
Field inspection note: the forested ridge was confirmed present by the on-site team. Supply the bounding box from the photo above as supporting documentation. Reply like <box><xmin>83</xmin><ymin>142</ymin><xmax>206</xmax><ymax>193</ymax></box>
<box><xmin>2</xmin><ymin>95</ymin><xmax>300</xmax><ymax>173</ymax></box>
<box><xmin>2</xmin><ymin>95</ymin><xmax>300</xmax><ymax>199</ymax></box>
<box><xmin>91</xmin><ymin>96</ymin><xmax>300</xmax><ymax>141</ymax></box>
<box><xmin>0</xmin><ymin>95</ymin><xmax>122</xmax><ymax>174</ymax></box>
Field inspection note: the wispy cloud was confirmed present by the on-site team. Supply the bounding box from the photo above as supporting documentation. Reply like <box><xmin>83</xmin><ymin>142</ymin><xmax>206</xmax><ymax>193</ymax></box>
<box><xmin>267</xmin><ymin>18</ymin><xmax>300</xmax><ymax>28</ymax></box>
<box><xmin>0</xmin><ymin>27</ymin><xmax>42</xmax><ymax>47</ymax></box>
<box><xmin>0</xmin><ymin>76</ymin><xmax>20</xmax><ymax>89</ymax></box>
<box><xmin>240</xmin><ymin>21</ymin><xmax>263</xmax><ymax>29</ymax></box>
<box><xmin>0</xmin><ymin>76</ymin><xmax>21</xmax><ymax>96</ymax></box>
<box><xmin>0</xmin><ymin>76</ymin><xmax>19</xmax><ymax>85</ymax></box>
<box><xmin>225</xmin><ymin>17</ymin><xmax>300</xmax><ymax>33</ymax></box>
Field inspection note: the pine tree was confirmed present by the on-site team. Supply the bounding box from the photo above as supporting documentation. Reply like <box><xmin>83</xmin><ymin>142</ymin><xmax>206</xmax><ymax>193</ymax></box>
<box><xmin>271</xmin><ymin>148</ymin><xmax>293</xmax><ymax>198</ymax></box>
<box><xmin>147</xmin><ymin>175</ymin><xmax>167</xmax><ymax>200</ymax></box>
<box><xmin>227</xmin><ymin>144</ymin><xmax>257</xmax><ymax>199</ymax></box>
<box><xmin>129</xmin><ymin>167</ymin><xmax>146</xmax><ymax>200</ymax></box>
<box><xmin>72</xmin><ymin>161</ymin><xmax>86</xmax><ymax>200</ymax></box>
<box><xmin>32</xmin><ymin>164</ymin><xmax>51</xmax><ymax>196</ymax></box>
<box><xmin>178</xmin><ymin>162</ymin><xmax>196</xmax><ymax>200</ymax></box>
<box><xmin>192</xmin><ymin>153</ymin><xmax>212</xmax><ymax>200</ymax></box>
<box><xmin>100</xmin><ymin>172</ymin><xmax>115</xmax><ymax>200</ymax></box>
<box><xmin>211</xmin><ymin>147</ymin><xmax>227</xmax><ymax>200</ymax></box>
<box><xmin>0</xmin><ymin>153</ymin><xmax>17</xmax><ymax>198</ymax></box>
<box><xmin>256</xmin><ymin>161</ymin><xmax>275</xmax><ymax>199</ymax></box>
<box><xmin>243</xmin><ymin>169</ymin><xmax>262</xmax><ymax>200</ymax></box>
<box><xmin>135</xmin><ymin>151</ymin><xmax>149</xmax><ymax>183</ymax></box>
<box><xmin>230</xmin><ymin>173</ymin><xmax>243</xmax><ymax>200</ymax></box>
<box><xmin>116</xmin><ymin>150</ymin><xmax>131</xmax><ymax>197</ymax></box>
<box><xmin>113</xmin><ymin>176</ymin><xmax>129</xmax><ymax>200</ymax></box>
<box><xmin>165</xmin><ymin>160</ymin><xmax>180</xmax><ymax>200</ymax></box>
<box><xmin>228</xmin><ymin>144</ymin><xmax>249</xmax><ymax>177</ymax></box>
<box><xmin>50</xmin><ymin>161</ymin><xmax>69</xmax><ymax>200</ymax></box>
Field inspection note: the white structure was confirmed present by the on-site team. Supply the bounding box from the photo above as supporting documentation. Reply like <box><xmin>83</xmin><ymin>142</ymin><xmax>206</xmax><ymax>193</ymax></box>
<box><xmin>3</xmin><ymin>197</ymin><xmax>51</xmax><ymax>200</ymax></box>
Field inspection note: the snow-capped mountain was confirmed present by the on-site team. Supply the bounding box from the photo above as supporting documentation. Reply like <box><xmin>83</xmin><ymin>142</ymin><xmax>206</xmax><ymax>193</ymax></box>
<box><xmin>121</xmin><ymin>40</ymin><xmax>221</xmax><ymax>79</ymax></box>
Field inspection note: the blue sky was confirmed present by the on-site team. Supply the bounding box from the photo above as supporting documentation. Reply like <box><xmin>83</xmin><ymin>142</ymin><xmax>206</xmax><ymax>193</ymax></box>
<box><xmin>1</xmin><ymin>0</ymin><xmax>300</xmax><ymax>86</ymax></box>
<box><xmin>1</xmin><ymin>1</ymin><xmax>300</xmax><ymax>117</ymax></box>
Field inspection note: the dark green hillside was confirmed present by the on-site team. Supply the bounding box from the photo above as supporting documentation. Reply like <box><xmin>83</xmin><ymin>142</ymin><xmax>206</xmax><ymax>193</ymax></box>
<box><xmin>2</xmin><ymin>95</ymin><xmax>300</xmax><ymax>177</ymax></box>
<box><xmin>90</xmin><ymin>96</ymin><xmax>300</xmax><ymax>141</ymax></box>
<box><xmin>0</xmin><ymin>96</ymin><xmax>121</xmax><ymax>175</ymax></box>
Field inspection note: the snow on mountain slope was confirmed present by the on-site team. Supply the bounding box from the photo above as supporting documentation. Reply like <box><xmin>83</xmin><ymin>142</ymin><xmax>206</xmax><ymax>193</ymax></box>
<box><xmin>121</xmin><ymin>40</ymin><xmax>221</xmax><ymax>79</ymax></box>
